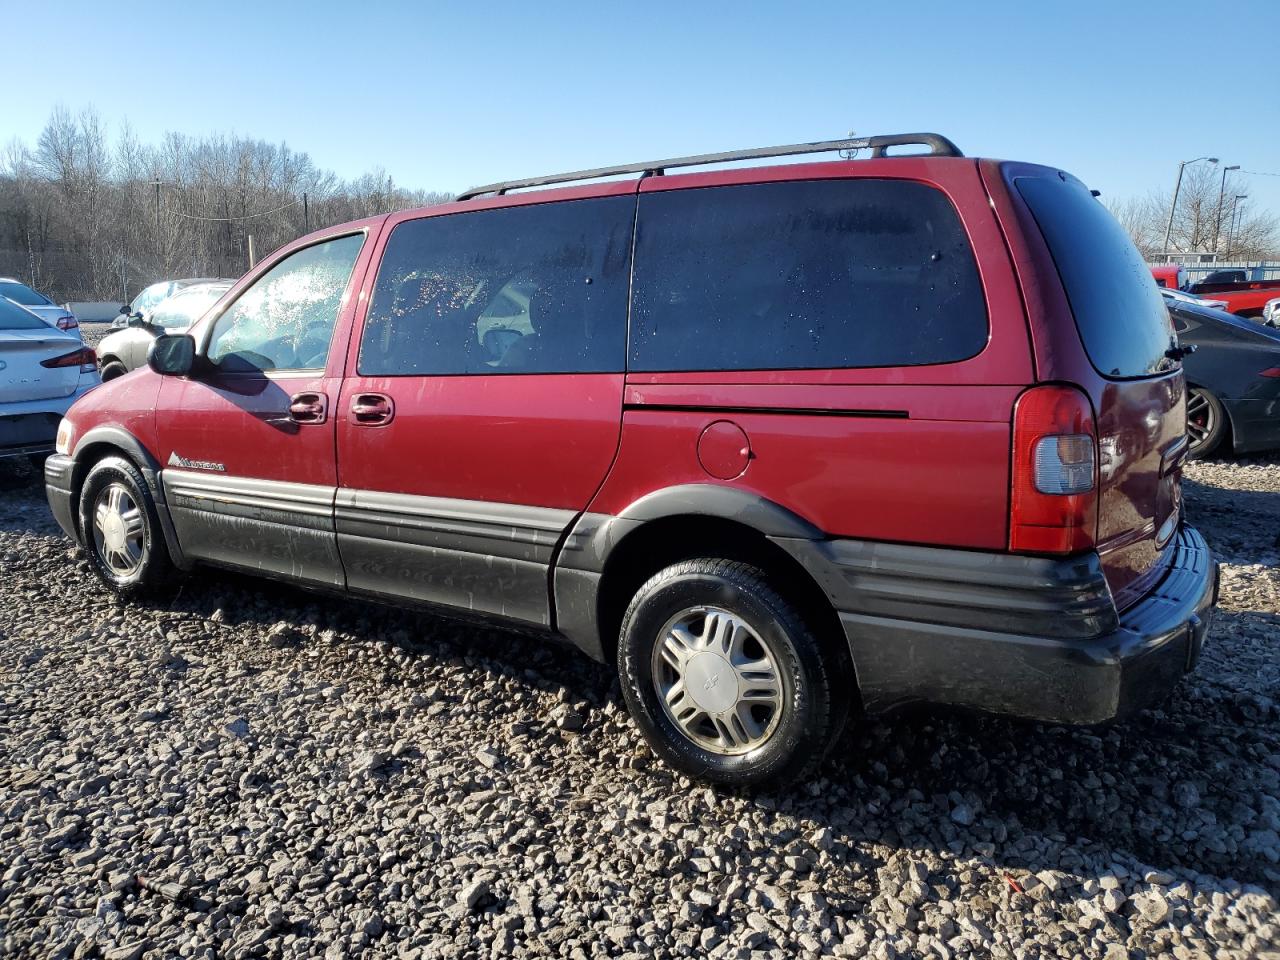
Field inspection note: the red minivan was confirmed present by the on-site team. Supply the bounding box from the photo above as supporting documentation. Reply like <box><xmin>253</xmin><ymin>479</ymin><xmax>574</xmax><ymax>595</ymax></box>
<box><xmin>45</xmin><ymin>134</ymin><xmax>1217</xmax><ymax>788</ymax></box>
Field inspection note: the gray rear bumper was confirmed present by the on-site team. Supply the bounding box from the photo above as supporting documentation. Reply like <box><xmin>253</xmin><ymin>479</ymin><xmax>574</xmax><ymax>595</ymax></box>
<box><xmin>779</xmin><ymin>526</ymin><xmax>1217</xmax><ymax>724</ymax></box>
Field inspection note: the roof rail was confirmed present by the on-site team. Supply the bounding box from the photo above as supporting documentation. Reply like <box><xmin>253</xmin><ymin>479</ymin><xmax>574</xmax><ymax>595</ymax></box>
<box><xmin>456</xmin><ymin>133</ymin><xmax>962</xmax><ymax>201</ymax></box>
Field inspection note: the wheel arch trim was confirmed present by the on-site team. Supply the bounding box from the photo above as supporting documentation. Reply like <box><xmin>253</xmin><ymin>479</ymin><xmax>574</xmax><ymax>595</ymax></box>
<box><xmin>68</xmin><ymin>427</ymin><xmax>189</xmax><ymax>567</ymax></box>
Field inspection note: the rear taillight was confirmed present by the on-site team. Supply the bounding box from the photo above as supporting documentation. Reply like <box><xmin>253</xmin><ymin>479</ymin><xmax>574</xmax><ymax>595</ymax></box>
<box><xmin>41</xmin><ymin>346</ymin><xmax>97</xmax><ymax>373</ymax></box>
<box><xmin>1261</xmin><ymin>367</ymin><xmax>1280</xmax><ymax>379</ymax></box>
<box><xmin>56</xmin><ymin>315</ymin><xmax>79</xmax><ymax>331</ymax></box>
<box><xmin>1010</xmin><ymin>385</ymin><xmax>1098</xmax><ymax>554</ymax></box>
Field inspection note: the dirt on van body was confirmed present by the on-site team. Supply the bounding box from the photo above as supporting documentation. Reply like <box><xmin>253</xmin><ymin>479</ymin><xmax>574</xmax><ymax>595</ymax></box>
<box><xmin>0</xmin><ymin>455</ymin><xmax>1277</xmax><ymax>960</ymax></box>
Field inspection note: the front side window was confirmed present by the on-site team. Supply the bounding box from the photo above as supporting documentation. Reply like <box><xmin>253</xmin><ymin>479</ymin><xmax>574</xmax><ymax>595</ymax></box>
<box><xmin>359</xmin><ymin>196</ymin><xmax>633</xmax><ymax>376</ymax></box>
<box><xmin>207</xmin><ymin>234</ymin><xmax>364</xmax><ymax>373</ymax></box>
<box><xmin>629</xmin><ymin>179</ymin><xmax>988</xmax><ymax>372</ymax></box>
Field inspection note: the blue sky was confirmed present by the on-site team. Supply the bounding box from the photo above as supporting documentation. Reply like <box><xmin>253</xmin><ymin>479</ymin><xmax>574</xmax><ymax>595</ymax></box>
<box><xmin>5</xmin><ymin>0</ymin><xmax>1279</xmax><ymax>212</ymax></box>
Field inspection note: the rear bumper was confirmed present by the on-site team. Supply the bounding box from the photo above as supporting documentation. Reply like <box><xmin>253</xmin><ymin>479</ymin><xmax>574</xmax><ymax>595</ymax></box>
<box><xmin>780</xmin><ymin>526</ymin><xmax>1217</xmax><ymax>724</ymax></box>
<box><xmin>44</xmin><ymin>453</ymin><xmax>79</xmax><ymax>543</ymax></box>
<box><xmin>0</xmin><ymin>385</ymin><xmax>95</xmax><ymax>460</ymax></box>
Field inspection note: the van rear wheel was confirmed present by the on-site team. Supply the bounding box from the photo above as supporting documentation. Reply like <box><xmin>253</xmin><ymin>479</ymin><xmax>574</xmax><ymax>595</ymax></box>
<box><xmin>617</xmin><ymin>559</ymin><xmax>847</xmax><ymax>789</ymax></box>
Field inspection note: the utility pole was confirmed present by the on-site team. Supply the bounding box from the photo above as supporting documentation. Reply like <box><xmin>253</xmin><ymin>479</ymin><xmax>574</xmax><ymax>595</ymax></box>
<box><xmin>1213</xmin><ymin>165</ymin><xmax>1240</xmax><ymax>254</ymax></box>
<box><xmin>1163</xmin><ymin>156</ymin><xmax>1218</xmax><ymax>256</ymax></box>
<box><xmin>153</xmin><ymin>179</ymin><xmax>162</xmax><ymax>233</ymax></box>
<box><xmin>303</xmin><ymin>191</ymin><xmax>310</xmax><ymax>232</ymax></box>
<box><xmin>248</xmin><ymin>234</ymin><xmax>256</xmax><ymax>271</ymax></box>
<box><xmin>1225</xmin><ymin>195</ymin><xmax>1248</xmax><ymax>259</ymax></box>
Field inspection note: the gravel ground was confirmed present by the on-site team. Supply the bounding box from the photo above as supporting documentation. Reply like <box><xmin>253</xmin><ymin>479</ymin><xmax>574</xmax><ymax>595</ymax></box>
<box><xmin>1</xmin><ymin>453</ymin><xmax>1278</xmax><ymax>960</ymax></box>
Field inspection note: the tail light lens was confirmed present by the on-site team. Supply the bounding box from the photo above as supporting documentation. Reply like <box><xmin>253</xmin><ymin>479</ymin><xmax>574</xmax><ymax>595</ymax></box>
<box><xmin>56</xmin><ymin>315</ymin><xmax>79</xmax><ymax>331</ymax></box>
<box><xmin>1260</xmin><ymin>367</ymin><xmax>1280</xmax><ymax>379</ymax></box>
<box><xmin>1010</xmin><ymin>385</ymin><xmax>1098</xmax><ymax>554</ymax></box>
<box><xmin>41</xmin><ymin>346</ymin><xmax>97</xmax><ymax>373</ymax></box>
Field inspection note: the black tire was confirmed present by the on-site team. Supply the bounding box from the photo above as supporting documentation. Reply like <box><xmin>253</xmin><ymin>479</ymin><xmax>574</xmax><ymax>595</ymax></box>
<box><xmin>617</xmin><ymin>559</ymin><xmax>848</xmax><ymax>790</ymax></box>
<box><xmin>1186</xmin><ymin>385</ymin><xmax>1226</xmax><ymax>459</ymax></box>
<box><xmin>78</xmin><ymin>455</ymin><xmax>175</xmax><ymax>597</ymax></box>
<box><xmin>99</xmin><ymin>360</ymin><xmax>128</xmax><ymax>382</ymax></box>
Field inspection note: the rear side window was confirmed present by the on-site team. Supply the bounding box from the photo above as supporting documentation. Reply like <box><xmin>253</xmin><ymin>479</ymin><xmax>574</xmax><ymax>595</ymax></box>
<box><xmin>360</xmin><ymin>196</ymin><xmax>634</xmax><ymax>376</ymax></box>
<box><xmin>0</xmin><ymin>281</ymin><xmax>53</xmax><ymax>307</ymax></box>
<box><xmin>629</xmin><ymin>179</ymin><xmax>987</xmax><ymax>372</ymax></box>
<box><xmin>0</xmin><ymin>297</ymin><xmax>46</xmax><ymax>329</ymax></box>
<box><xmin>1015</xmin><ymin>175</ymin><xmax>1175</xmax><ymax>379</ymax></box>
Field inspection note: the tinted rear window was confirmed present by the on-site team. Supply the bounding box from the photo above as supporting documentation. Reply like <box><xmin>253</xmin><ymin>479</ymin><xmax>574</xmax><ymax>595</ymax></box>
<box><xmin>629</xmin><ymin>179</ymin><xmax>988</xmax><ymax>372</ymax></box>
<box><xmin>0</xmin><ymin>298</ymin><xmax>47</xmax><ymax>329</ymax></box>
<box><xmin>360</xmin><ymin>196</ymin><xmax>633</xmax><ymax>376</ymax></box>
<box><xmin>1015</xmin><ymin>175</ymin><xmax>1175</xmax><ymax>378</ymax></box>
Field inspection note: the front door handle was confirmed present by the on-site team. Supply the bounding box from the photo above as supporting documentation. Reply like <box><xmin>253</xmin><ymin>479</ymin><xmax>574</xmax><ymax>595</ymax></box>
<box><xmin>350</xmin><ymin>393</ymin><xmax>395</xmax><ymax>426</ymax></box>
<box><xmin>289</xmin><ymin>392</ymin><xmax>328</xmax><ymax>425</ymax></box>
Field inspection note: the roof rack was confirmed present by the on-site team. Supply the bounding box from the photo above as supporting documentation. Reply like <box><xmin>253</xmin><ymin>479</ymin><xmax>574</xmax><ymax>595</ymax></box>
<box><xmin>456</xmin><ymin>133</ymin><xmax>962</xmax><ymax>201</ymax></box>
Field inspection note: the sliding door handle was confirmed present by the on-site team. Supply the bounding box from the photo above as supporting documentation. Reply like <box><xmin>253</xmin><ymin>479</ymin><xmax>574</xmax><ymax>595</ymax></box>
<box><xmin>350</xmin><ymin>393</ymin><xmax>395</xmax><ymax>426</ymax></box>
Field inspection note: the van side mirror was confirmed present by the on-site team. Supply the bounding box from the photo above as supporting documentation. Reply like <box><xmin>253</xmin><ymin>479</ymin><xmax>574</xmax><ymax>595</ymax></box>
<box><xmin>148</xmin><ymin>334</ymin><xmax>196</xmax><ymax>376</ymax></box>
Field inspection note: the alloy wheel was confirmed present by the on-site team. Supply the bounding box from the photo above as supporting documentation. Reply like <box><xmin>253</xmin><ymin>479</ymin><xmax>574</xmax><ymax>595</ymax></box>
<box><xmin>1186</xmin><ymin>387</ymin><xmax>1217</xmax><ymax>454</ymax></box>
<box><xmin>91</xmin><ymin>482</ymin><xmax>145</xmax><ymax>577</ymax></box>
<box><xmin>650</xmin><ymin>606</ymin><xmax>784</xmax><ymax>755</ymax></box>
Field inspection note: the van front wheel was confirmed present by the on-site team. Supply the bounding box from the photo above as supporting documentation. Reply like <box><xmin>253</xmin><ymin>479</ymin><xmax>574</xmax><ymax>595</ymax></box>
<box><xmin>617</xmin><ymin>559</ymin><xmax>845</xmax><ymax>789</ymax></box>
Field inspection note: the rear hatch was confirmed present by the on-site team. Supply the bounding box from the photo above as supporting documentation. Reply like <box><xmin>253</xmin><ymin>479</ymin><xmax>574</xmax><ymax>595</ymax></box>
<box><xmin>1013</xmin><ymin>173</ymin><xmax>1185</xmax><ymax>608</ymax></box>
<box><xmin>0</xmin><ymin>328</ymin><xmax>83</xmax><ymax>403</ymax></box>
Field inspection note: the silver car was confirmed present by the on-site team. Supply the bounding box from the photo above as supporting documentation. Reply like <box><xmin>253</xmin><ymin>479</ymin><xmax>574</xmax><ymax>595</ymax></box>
<box><xmin>0</xmin><ymin>296</ymin><xmax>100</xmax><ymax>463</ymax></box>
<box><xmin>0</xmin><ymin>278</ymin><xmax>81</xmax><ymax>336</ymax></box>
<box><xmin>97</xmin><ymin>281</ymin><xmax>234</xmax><ymax>379</ymax></box>
<box><xmin>111</xmin><ymin>277</ymin><xmax>230</xmax><ymax>328</ymax></box>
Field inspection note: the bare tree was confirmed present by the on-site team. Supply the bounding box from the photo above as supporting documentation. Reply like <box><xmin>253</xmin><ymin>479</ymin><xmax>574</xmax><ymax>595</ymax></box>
<box><xmin>1108</xmin><ymin>166</ymin><xmax>1280</xmax><ymax>261</ymax></box>
<box><xmin>0</xmin><ymin>105</ymin><xmax>452</xmax><ymax>301</ymax></box>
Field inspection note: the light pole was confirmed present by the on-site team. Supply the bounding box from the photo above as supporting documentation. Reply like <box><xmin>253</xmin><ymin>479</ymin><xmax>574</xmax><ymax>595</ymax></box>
<box><xmin>1225</xmin><ymin>195</ymin><xmax>1248</xmax><ymax>259</ymax></box>
<box><xmin>1163</xmin><ymin>156</ymin><xmax>1218</xmax><ymax>257</ymax></box>
<box><xmin>1213</xmin><ymin>164</ymin><xmax>1240</xmax><ymax>254</ymax></box>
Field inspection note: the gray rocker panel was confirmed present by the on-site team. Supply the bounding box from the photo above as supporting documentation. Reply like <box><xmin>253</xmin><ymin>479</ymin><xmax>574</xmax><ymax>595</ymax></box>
<box><xmin>335</xmin><ymin>488</ymin><xmax>578</xmax><ymax>627</ymax></box>
<box><xmin>161</xmin><ymin>471</ymin><xmax>344</xmax><ymax>587</ymax></box>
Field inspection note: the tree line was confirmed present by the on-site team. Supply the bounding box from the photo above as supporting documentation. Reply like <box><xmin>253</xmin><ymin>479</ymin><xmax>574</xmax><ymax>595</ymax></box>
<box><xmin>0</xmin><ymin>106</ymin><xmax>451</xmax><ymax>303</ymax></box>
<box><xmin>4</xmin><ymin>107</ymin><xmax>1277</xmax><ymax>304</ymax></box>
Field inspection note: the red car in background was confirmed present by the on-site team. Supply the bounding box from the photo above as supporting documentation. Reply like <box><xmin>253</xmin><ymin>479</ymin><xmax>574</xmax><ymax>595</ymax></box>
<box><xmin>1188</xmin><ymin>276</ymin><xmax>1280</xmax><ymax>321</ymax></box>
<box><xmin>1151</xmin><ymin>265</ymin><xmax>1280</xmax><ymax>320</ymax></box>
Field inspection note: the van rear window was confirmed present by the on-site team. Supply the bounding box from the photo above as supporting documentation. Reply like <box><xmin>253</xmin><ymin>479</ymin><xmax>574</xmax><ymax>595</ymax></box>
<box><xmin>629</xmin><ymin>179</ymin><xmax>988</xmax><ymax>372</ymax></box>
<box><xmin>1015</xmin><ymin>175</ymin><xmax>1175</xmax><ymax>379</ymax></box>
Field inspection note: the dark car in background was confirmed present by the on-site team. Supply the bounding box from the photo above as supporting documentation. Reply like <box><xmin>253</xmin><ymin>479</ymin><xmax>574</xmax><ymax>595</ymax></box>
<box><xmin>1168</xmin><ymin>298</ymin><xmax>1280</xmax><ymax>457</ymax></box>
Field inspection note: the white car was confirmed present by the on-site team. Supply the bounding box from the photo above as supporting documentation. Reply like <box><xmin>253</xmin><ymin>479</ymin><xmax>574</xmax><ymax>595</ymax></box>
<box><xmin>0</xmin><ymin>296</ymin><xmax>99</xmax><ymax>464</ymax></box>
<box><xmin>0</xmin><ymin>277</ymin><xmax>81</xmax><ymax>335</ymax></box>
<box><xmin>1263</xmin><ymin>296</ymin><xmax>1280</xmax><ymax>329</ymax></box>
<box><xmin>1159</xmin><ymin>287</ymin><xmax>1229</xmax><ymax>311</ymax></box>
<box><xmin>97</xmin><ymin>280</ymin><xmax>234</xmax><ymax>379</ymax></box>
<box><xmin>111</xmin><ymin>277</ymin><xmax>231</xmax><ymax>328</ymax></box>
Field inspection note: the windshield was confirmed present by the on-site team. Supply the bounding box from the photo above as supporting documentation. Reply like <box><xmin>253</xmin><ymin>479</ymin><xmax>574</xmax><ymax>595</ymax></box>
<box><xmin>131</xmin><ymin>282</ymin><xmax>174</xmax><ymax>315</ymax></box>
<box><xmin>150</xmin><ymin>286</ymin><xmax>230</xmax><ymax>330</ymax></box>
<box><xmin>0</xmin><ymin>281</ymin><xmax>53</xmax><ymax>307</ymax></box>
<box><xmin>0</xmin><ymin>297</ymin><xmax>51</xmax><ymax>329</ymax></box>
